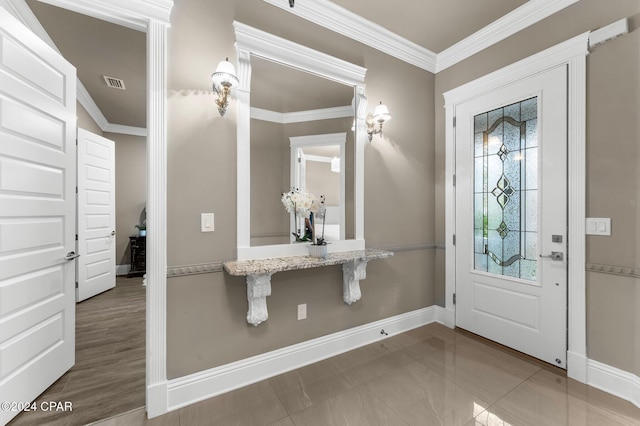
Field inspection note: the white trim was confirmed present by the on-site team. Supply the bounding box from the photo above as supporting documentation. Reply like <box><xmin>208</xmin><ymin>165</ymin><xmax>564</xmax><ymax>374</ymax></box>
<box><xmin>145</xmin><ymin>18</ymin><xmax>169</xmax><ymax>418</ymax></box>
<box><xmin>443</xmin><ymin>33</ymin><xmax>589</xmax><ymax>381</ymax></box>
<box><xmin>436</xmin><ymin>0</ymin><xmax>581</xmax><ymax>72</ymax></box>
<box><xmin>36</xmin><ymin>0</ymin><xmax>172</xmax><ymax>31</ymax></box>
<box><xmin>234</xmin><ymin>22</ymin><xmax>367</xmax><ymax>261</ymax></box>
<box><xmin>7</xmin><ymin>0</ymin><xmax>148</xmax><ymax>137</ymax></box>
<box><xmin>262</xmin><ymin>0</ymin><xmax>437</xmax><ymax>73</ymax></box>
<box><xmin>587</xmin><ymin>359</ymin><xmax>640</xmax><ymax>410</ymax></box>
<box><xmin>79</xmin><ymin>81</ymin><xmax>148</xmax><ymax>136</ymax></box>
<box><xmin>104</xmin><ymin>123</ymin><xmax>148</xmax><ymax>137</ymax></box>
<box><xmin>251</xmin><ymin>105</ymin><xmax>353</xmax><ymax>124</ymax></box>
<box><xmin>166</xmin><ymin>306</ymin><xmax>443</xmax><ymax>412</ymax></box>
<box><xmin>262</xmin><ymin>0</ymin><xmax>578</xmax><ymax>74</ymax></box>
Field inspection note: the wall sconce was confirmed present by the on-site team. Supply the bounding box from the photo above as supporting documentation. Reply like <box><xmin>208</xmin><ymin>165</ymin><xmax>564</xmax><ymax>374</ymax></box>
<box><xmin>366</xmin><ymin>101</ymin><xmax>392</xmax><ymax>141</ymax></box>
<box><xmin>211</xmin><ymin>58</ymin><xmax>239</xmax><ymax>116</ymax></box>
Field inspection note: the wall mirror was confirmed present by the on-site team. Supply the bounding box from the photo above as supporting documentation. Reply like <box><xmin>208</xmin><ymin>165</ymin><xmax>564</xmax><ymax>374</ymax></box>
<box><xmin>234</xmin><ymin>22</ymin><xmax>367</xmax><ymax>260</ymax></box>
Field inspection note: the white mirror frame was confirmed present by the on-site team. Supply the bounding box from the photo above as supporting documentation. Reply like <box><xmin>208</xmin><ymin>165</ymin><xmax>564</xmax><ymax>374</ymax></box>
<box><xmin>234</xmin><ymin>21</ymin><xmax>367</xmax><ymax>260</ymax></box>
<box><xmin>289</xmin><ymin>132</ymin><xmax>347</xmax><ymax>242</ymax></box>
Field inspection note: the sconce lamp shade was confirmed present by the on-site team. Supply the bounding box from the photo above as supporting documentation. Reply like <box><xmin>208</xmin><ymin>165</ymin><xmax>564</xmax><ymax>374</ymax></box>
<box><xmin>373</xmin><ymin>102</ymin><xmax>391</xmax><ymax>123</ymax></box>
<box><xmin>366</xmin><ymin>101</ymin><xmax>392</xmax><ymax>142</ymax></box>
<box><xmin>212</xmin><ymin>58</ymin><xmax>239</xmax><ymax>117</ymax></box>
<box><xmin>211</xmin><ymin>59</ymin><xmax>239</xmax><ymax>89</ymax></box>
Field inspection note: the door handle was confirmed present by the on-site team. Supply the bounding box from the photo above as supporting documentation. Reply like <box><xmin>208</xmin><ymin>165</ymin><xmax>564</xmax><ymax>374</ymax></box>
<box><xmin>65</xmin><ymin>251</ymin><xmax>80</xmax><ymax>261</ymax></box>
<box><xmin>539</xmin><ymin>251</ymin><xmax>563</xmax><ymax>261</ymax></box>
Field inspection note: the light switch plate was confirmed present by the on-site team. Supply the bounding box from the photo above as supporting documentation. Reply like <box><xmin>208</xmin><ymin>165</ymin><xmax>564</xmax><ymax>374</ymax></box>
<box><xmin>201</xmin><ymin>213</ymin><xmax>214</xmax><ymax>232</ymax></box>
<box><xmin>297</xmin><ymin>303</ymin><xmax>307</xmax><ymax>320</ymax></box>
<box><xmin>585</xmin><ymin>217</ymin><xmax>610</xmax><ymax>236</ymax></box>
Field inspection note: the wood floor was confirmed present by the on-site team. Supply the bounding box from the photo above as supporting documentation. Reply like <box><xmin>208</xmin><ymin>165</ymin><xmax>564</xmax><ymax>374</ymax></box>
<box><xmin>9</xmin><ymin>276</ymin><xmax>146</xmax><ymax>426</ymax></box>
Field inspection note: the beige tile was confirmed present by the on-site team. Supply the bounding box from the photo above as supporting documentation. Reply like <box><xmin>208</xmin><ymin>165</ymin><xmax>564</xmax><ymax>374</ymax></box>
<box><xmin>347</xmin><ymin>349</ymin><xmax>415</xmax><ymax>383</ymax></box>
<box><xmin>484</xmin><ymin>369</ymin><xmax>640</xmax><ymax>426</ymax></box>
<box><xmin>269</xmin><ymin>357</ymin><xmax>362</xmax><ymax>413</ymax></box>
<box><xmin>178</xmin><ymin>380</ymin><xmax>287</xmax><ymax>426</ymax></box>
<box><xmin>266</xmin><ymin>416</ymin><xmax>296</xmax><ymax>426</ymax></box>
<box><xmin>289</xmin><ymin>385</ymin><xmax>408</xmax><ymax>426</ymax></box>
<box><xmin>416</xmin><ymin>337</ymin><xmax>539</xmax><ymax>405</ymax></box>
<box><xmin>366</xmin><ymin>361</ymin><xmax>486</xmax><ymax>426</ymax></box>
<box><xmin>88</xmin><ymin>408</ymin><xmax>180</xmax><ymax>426</ymax></box>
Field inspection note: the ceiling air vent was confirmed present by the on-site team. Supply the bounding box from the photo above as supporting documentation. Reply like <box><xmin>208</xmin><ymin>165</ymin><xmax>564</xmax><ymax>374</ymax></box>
<box><xmin>103</xmin><ymin>75</ymin><xmax>126</xmax><ymax>90</ymax></box>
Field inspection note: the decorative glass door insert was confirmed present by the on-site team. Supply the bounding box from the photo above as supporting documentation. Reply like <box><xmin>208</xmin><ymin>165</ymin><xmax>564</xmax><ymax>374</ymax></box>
<box><xmin>474</xmin><ymin>97</ymin><xmax>538</xmax><ymax>281</ymax></box>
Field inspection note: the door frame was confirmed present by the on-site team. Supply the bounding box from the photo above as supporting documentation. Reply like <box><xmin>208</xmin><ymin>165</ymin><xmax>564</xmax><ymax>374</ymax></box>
<box><xmin>443</xmin><ymin>32</ymin><xmax>590</xmax><ymax>382</ymax></box>
<box><xmin>2</xmin><ymin>0</ymin><xmax>173</xmax><ymax>418</ymax></box>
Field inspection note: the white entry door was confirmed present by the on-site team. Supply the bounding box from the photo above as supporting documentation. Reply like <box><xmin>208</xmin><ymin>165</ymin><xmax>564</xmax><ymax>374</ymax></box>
<box><xmin>455</xmin><ymin>65</ymin><xmax>568</xmax><ymax>367</ymax></box>
<box><xmin>0</xmin><ymin>7</ymin><xmax>76</xmax><ymax>425</ymax></box>
<box><xmin>77</xmin><ymin>129</ymin><xmax>116</xmax><ymax>302</ymax></box>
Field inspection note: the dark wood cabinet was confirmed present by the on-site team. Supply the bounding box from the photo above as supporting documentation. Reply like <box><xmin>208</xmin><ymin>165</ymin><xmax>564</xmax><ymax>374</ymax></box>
<box><xmin>128</xmin><ymin>235</ymin><xmax>146</xmax><ymax>277</ymax></box>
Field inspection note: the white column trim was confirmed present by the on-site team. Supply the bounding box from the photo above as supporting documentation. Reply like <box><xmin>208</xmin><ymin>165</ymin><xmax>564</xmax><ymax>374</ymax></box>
<box><xmin>443</xmin><ymin>32</ymin><xmax>589</xmax><ymax>381</ymax></box>
<box><xmin>566</xmin><ymin>53</ymin><xmax>588</xmax><ymax>382</ymax></box>
<box><xmin>145</xmin><ymin>18</ymin><xmax>169</xmax><ymax>418</ymax></box>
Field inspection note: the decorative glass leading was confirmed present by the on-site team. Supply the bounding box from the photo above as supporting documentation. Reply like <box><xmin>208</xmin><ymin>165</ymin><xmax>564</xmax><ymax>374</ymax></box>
<box><xmin>474</xmin><ymin>97</ymin><xmax>538</xmax><ymax>280</ymax></box>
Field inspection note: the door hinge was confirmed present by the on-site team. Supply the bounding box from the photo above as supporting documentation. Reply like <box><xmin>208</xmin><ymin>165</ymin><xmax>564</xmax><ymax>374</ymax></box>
<box><xmin>453</xmin><ymin>234</ymin><xmax>456</xmax><ymax>245</ymax></box>
<box><xmin>453</xmin><ymin>116</ymin><xmax>456</xmax><ymax>127</ymax></box>
<box><xmin>76</xmin><ymin>186</ymin><xmax>78</xmax><ymax>194</ymax></box>
<box><xmin>75</xmin><ymin>234</ymin><xmax>78</xmax><ymax>241</ymax></box>
<box><xmin>75</xmin><ymin>282</ymin><xmax>78</xmax><ymax>289</ymax></box>
<box><xmin>453</xmin><ymin>293</ymin><xmax>456</xmax><ymax>305</ymax></box>
<box><xmin>453</xmin><ymin>174</ymin><xmax>456</xmax><ymax>186</ymax></box>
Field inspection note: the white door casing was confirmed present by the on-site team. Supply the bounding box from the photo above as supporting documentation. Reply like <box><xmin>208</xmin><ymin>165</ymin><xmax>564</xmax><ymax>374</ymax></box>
<box><xmin>454</xmin><ymin>65</ymin><xmax>568</xmax><ymax>367</ymax></box>
<box><xmin>444</xmin><ymin>33</ymin><xmax>589</xmax><ymax>381</ymax></box>
<box><xmin>0</xmin><ymin>7</ymin><xmax>76</xmax><ymax>424</ymax></box>
<box><xmin>2</xmin><ymin>0</ymin><xmax>172</xmax><ymax>418</ymax></box>
<box><xmin>76</xmin><ymin>129</ymin><xmax>116</xmax><ymax>302</ymax></box>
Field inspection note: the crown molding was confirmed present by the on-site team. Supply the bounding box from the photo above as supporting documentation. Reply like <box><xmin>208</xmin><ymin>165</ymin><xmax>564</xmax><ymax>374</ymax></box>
<box><xmin>261</xmin><ymin>0</ymin><xmax>437</xmax><ymax>73</ymax></box>
<box><xmin>263</xmin><ymin>0</ymin><xmax>580</xmax><ymax>74</ymax></box>
<box><xmin>251</xmin><ymin>105</ymin><xmax>353</xmax><ymax>124</ymax></box>
<box><xmin>36</xmin><ymin>0</ymin><xmax>172</xmax><ymax>31</ymax></box>
<box><xmin>5</xmin><ymin>0</ymin><xmax>148</xmax><ymax>137</ymax></box>
<box><xmin>436</xmin><ymin>0</ymin><xmax>581</xmax><ymax>72</ymax></box>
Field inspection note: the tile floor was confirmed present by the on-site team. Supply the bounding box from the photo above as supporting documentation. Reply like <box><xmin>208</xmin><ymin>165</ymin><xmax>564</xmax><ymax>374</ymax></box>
<box><xmin>92</xmin><ymin>323</ymin><xmax>640</xmax><ymax>426</ymax></box>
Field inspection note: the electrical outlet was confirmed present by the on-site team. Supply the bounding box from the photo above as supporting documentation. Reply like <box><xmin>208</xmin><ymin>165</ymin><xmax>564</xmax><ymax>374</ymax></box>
<box><xmin>297</xmin><ymin>303</ymin><xmax>307</xmax><ymax>320</ymax></box>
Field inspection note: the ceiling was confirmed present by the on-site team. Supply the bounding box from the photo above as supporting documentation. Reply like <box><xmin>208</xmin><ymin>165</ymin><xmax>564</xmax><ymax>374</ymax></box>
<box><xmin>25</xmin><ymin>0</ymin><xmax>532</xmax><ymax>130</ymax></box>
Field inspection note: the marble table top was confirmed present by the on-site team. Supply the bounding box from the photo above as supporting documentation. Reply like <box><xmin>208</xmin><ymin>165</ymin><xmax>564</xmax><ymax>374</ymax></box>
<box><xmin>223</xmin><ymin>249</ymin><xmax>394</xmax><ymax>276</ymax></box>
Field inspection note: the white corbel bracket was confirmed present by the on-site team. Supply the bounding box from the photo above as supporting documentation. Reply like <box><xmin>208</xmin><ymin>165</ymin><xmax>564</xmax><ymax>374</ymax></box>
<box><xmin>342</xmin><ymin>260</ymin><xmax>367</xmax><ymax>305</ymax></box>
<box><xmin>224</xmin><ymin>249</ymin><xmax>393</xmax><ymax>326</ymax></box>
<box><xmin>246</xmin><ymin>273</ymin><xmax>272</xmax><ymax>326</ymax></box>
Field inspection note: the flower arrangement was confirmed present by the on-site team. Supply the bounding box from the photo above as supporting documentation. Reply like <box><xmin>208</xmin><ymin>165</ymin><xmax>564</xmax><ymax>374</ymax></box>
<box><xmin>281</xmin><ymin>188</ymin><xmax>327</xmax><ymax>245</ymax></box>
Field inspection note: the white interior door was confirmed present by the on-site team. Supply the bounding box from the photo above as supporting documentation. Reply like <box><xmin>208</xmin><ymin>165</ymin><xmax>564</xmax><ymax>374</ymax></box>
<box><xmin>455</xmin><ymin>65</ymin><xmax>568</xmax><ymax>367</ymax></box>
<box><xmin>76</xmin><ymin>129</ymin><xmax>116</xmax><ymax>302</ymax></box>
<box><xmin>0</xmin><ymin>7</ymin><xmax>76</xmax><ymax>424</ymax></box>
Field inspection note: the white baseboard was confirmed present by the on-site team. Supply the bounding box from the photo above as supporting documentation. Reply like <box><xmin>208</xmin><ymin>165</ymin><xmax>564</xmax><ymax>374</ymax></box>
<box><xmin>116</xmin><ymin>264</ymin><xmax>130</xmax><ymax>276</ymax></box>
<box><xmin>567</xmin><ymin>350</ymin><xmax>588</xmax><ymax>383</ymax></box>
<box><xmin>587</xmin><ymin>358</ymin><xmax>640</xmax><ymax>410</ymax></box>
<box><xmin>150</xmin><ymin>304</ymin><xmax>640</xmax><ymax>417</ymax></box>
<box><xmin>165</xmin><ymin>306</ymin><xmax>443</xmax><ymax>412</ymax></box>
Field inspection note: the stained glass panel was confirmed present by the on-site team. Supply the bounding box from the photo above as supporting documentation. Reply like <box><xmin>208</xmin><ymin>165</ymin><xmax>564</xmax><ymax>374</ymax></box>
<box><xmin>473</xmin><ymin>97</ymin><xmax>538</xmax><ymax>281</ymax></box>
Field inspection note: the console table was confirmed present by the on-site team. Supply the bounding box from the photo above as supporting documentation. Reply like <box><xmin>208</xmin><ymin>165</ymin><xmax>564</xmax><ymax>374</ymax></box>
<box><xmin>128</xmin><ymin>235</ymin><xmax>146</xmax><ymax>277</ymax></box>
<box><xmin>223</xmin><ymin>249</ymin><xmax>393</xmax><ymax>326</ymax></box>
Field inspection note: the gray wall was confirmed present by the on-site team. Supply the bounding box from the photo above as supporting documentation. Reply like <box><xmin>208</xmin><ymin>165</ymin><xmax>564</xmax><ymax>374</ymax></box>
<box><xmin>166</xmin><ymin>0</ymin><xmax>435</xmax><ymax>378</ymax></box>
<box><xmin>434</xmin><ymin>0</ymin><xmax>640</xmax><ymax>376</ymax></box>
<box><xmin>105</xmin><ymin>132</ymin><xmax>146</xmax><ymax>266</ymax></box>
